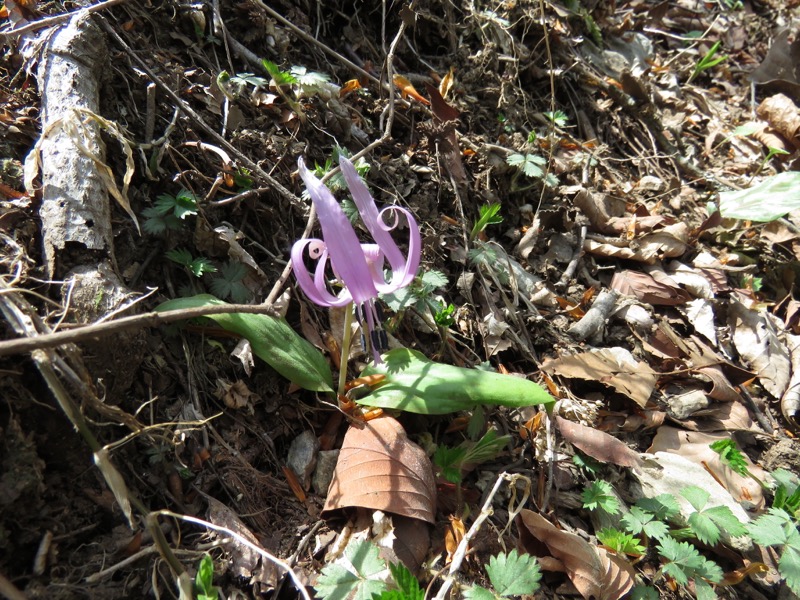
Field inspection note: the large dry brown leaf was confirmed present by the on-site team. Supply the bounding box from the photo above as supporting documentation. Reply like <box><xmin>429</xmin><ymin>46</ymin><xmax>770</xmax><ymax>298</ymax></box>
<box><xmin>611</xmin><ymin>269</ymin><xmax>690</xmax><ymax>306</ymax></box>
<box><xmin>541</xmin><ymin>348</ymin><xmax>657</xmax><ymax>407</ymax></box>
<box><xmin>648</xmin><ymin>426</ymin><xmax>765</xmax><ymax>509</ymax></box>
<box><xmin>517</xmin><ymin>509</ymin><xmax>634</xmax><ymax>600</ymax></box>
<box><xmin>323</xmin><ymin>416</ymin><xmax>436</xmax><ymax>524</ymax></box>
<box><xmin>729</xmin><ymin>301</ymin><xmax>791</xmax><ymax>399</ymax></box>
<box><xmin>556</xmin><ymin>416</ymin><xmax>644</xmax><ymax>470</ymax></box>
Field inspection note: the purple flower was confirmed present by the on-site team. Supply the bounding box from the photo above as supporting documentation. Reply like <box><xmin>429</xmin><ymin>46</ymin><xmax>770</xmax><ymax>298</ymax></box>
<box><xmin>291</xmin><ymin>156</ymin><xmax>421</xmax><ymax>362</ymax></box>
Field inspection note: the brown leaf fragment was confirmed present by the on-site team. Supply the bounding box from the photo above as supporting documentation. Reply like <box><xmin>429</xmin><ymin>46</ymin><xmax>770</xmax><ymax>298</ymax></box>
<box><xmin>611</xmin><ymin>269</ymin><xmax>690</xmax><ymax>305</ymax></box>
<box><xmin>323</xmin><ymin>416</ymin><xmax>436</xmax><ymax>524</ymax></box>
<box><xmin>517</xmin><ymin>510</ymin><xmax>634</xmax><ymax>600</ymax></box>
<box><xmin>750</xmin><ymin>28</ymin><xmax>800</xmax><ymax>101</ymax></box>
<box><xmin>556</xmin><ymin>416</ymin><xmax>644</xmax><ymax>470</ymax></box>
<box><xmin>206</xmin><ymin>495</ymin><xmax>278</xmax><ymax>587</ymax></box>
<box><xmin>541</xmin><ymin>347</ymin><xmax>657</xmax><ymax>407</ymax></box>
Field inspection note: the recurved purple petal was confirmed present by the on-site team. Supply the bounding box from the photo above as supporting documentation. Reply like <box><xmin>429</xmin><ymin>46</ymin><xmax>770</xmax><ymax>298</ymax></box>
<box><xmin>298</xmin><ymin>159</ymin><xmax>378</xmax><ymax>304</ymax></box>
<box><xmin>338</xmin><ymin>156</ymin><xmax>421</xmax><ymax>292</ymax></box>
<box><xmin>290</xmin><ymin>240</ymin><xmax>353</xmax><ymax>307</ymax></box>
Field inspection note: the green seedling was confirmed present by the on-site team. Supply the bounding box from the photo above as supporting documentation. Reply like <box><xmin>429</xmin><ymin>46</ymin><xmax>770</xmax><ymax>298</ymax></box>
<box><xmin>543</xmin><ymin>110</ymin><xmax>569</xmax><ymax>128</ymax></box>
<box><xmin>470</xmin><ymin>203</ymin><xmax>503</xmax><ymax>241</ymax></box>
<box><xmin>582</xmin><ymin>480</ymin><xmax>621</xmax><ymax>515</ymax></box>
<box><xmin>142</xmin><ymin>189</ymin><xmax>199</xmax><ymax>235</ymax></box>
<box><xmin>434</xmin><ymin>429</ymin><xmax>511</xmax><ymax>485</ymax></box>
<box><xmin>433</xmin><ymin>302</ymin><xmax>456</xmax><ymax>327</ymax></box>
<box><xmin>597</xmin><ymin>528</ymin><xmax>646</xmax><ymax>556</ymax></box>
<box><xmin>506</xmin><ymin>152</ymin><xmax>558</xmax><ymax>188</ymax></box>
<box><xmin>216</xmin><ymin>71</ymin><xmax>268</xmax><ymax>99</ymax></box>
<box><xmin>709</xmin><ymin>439</ymin><xmax>766</xmax><ymax>488</ymax></box>
<box><xmin>209</xmin><ymin>261</ymin><xmax>251</xmax><ymax>302</ymax></box>
<box><xmin>687</xmin><ymin>41</ymin><xmax>727</xmax><ymax>84</ymax></box>
<box><xmin>463</xmin><ymin>549</ymin><xmax>541</xmax><ymax>600</ymax></box>
<box><xmin>771</xmin><ymin>469</ymin><xmax>800</xmax><ymax>519</ymax></box>
<box><xmin>195</xmin><ymin>554</ymin><xmax>218</xmax><ymax>600</ymax></box>
<box><xmin>165</xmin><ymin>248</ymin><xmax>216</xmax><ymax>278</ymax></box>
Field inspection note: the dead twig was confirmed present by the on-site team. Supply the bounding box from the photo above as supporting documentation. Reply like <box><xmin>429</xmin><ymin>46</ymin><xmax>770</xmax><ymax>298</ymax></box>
<box><xmin>568</xmin><ymin>289</ymin><xmax>619</xmax><ymax>342</ymax></box>
<box><xmin>0</xmin><ymin>0</ymin><xmax>128</xmax><ymax>38</ymax></box>
<box><xmin>0</xmin><ymin>302</ymin><xmax>276</xmax><ymax>357</ymax></box>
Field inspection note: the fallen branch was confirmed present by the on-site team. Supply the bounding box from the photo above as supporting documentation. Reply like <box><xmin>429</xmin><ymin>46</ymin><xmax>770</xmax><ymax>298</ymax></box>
<box><xmin>0</xmin><ymin>302</ymin><xmax>276</xmax><ymax>357</ymax></box>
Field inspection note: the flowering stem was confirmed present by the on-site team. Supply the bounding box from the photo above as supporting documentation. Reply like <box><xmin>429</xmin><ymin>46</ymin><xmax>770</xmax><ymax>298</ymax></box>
<box><xmin>337</xmin><ymin>302</ymin><xmax>354</xmax><ymax>396</ymax></box>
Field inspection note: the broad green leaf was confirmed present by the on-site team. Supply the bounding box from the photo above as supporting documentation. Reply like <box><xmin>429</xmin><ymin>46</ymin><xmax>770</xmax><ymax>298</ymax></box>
<box><xmin>359</xmin><ymin>348</ymin><xmax>555</xmax><ymax>415</ymax></box>
<box><xmin>704</xmin><ymin>506</ymin><xmax>747</xmax><ymax>538</ymax></box>
<box><xmin>196</xmin><ymin>554</ymin><xmax>215</xmax><ymax>597</ymax></box>
<box><xmin>681</xmin><ymin>486</ymin><xmax>710</xmax><ymax>512</ymax></box>
<box><xmin>780</xmin><ymin>545</ymin><xmax>800</xmax><ymax>594</ymax></box>
<box><xmin>316</xmin><ymin>541</ymin><xmax>387</xmax><ymax>600</ymax></box>
<box><xmin>419</xmin><ymin>269</ymin><xmax>449</xmax><ymax>291</ymax></box>
<box><xmin>462</xmin><ymin>586</ymin><xmax>497</xmax><ymax>600</ymax></box>
<box><xmin>688</xmin><ymin>511</ymin><xmax>720</xmax><ymax>545</ymax></box>
<box><xmin>748</xmin><ymin>508</ymin><xmax>793</xmax><ymax>546</ymax></box>
<box><xmin>484</xmin><ymin>550</ymin><xmax>541</xmax><ymax>596</ymax></box>
<box><xmin>156</xmin><ymin>295</ymin><xmax>333</xmax><ymax>393</ymax></box>
<box><xmin>582</xmin><ymin>481</ymin><xmax>620</xmax><ymax>514</ymax></box>
<box><xmin>719</xmin><ymin>172</ymin><xmax>800</xmax><ymax>222</ymax></box>
<box><xmin>387</xmin><ymin>562</ymin><xmax>424</xmax><ymax>600</ymax></box>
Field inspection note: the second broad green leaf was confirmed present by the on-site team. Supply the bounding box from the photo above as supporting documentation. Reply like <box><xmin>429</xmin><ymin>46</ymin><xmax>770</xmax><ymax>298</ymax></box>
<box><xmin>156</xmin><ymin>294</ymin><xmax>333</xmax><ymax>393</ymax></box>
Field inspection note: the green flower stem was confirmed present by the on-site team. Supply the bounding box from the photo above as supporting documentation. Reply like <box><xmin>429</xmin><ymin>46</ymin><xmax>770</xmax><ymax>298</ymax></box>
<box><xmin>338</xmin><ymin>303</ymin><xmax>355</xmax><ymax>396</ymax></box>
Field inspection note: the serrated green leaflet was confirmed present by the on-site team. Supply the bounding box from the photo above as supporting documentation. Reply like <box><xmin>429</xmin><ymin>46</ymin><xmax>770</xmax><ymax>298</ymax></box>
<box><xmin>156</xmin><ymin>294</ymin><xmax>333</xmax><ymax>393</ymax></box>
<box><xmin>485</xmin><ymin>550</ymin><xmax>541</xmax><ymax>596</ymax></box>
<box><xmin>358</xmin><ymin>348</ymin><xmax>555</xmax><ymax>415</ymax></box>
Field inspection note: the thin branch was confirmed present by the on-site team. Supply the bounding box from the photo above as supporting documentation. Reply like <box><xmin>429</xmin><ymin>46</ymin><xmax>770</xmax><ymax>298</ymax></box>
<box><xmin>0</xmin><ymin>303</ymin><xmax>277</xmax><ymax>357</ymax></box>
<box><xmin>0</xmin><ymin>0</ymin><xmax>128</xmax><ymax>38</ymax></box>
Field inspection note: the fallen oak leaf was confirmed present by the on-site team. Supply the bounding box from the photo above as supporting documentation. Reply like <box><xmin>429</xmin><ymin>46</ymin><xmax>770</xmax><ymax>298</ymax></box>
<box><xmin>556</xmin><ymin>416</ymin><xmax>644</xmax><ymax>470</ymax></box>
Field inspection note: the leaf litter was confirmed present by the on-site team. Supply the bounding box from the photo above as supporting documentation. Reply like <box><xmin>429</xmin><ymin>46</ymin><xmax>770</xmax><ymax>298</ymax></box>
<box><xmin>1</xmin><ymin>0</ymin><xmax>800</xmax><ymax>599</ymax></box>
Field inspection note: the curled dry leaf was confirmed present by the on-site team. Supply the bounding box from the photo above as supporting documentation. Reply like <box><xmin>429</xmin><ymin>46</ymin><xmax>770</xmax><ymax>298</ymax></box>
<box><xmin>323</xmin><ymin>416</ymin><xmax>436</xmax><ymax>524</ymax></box>
<box><xmin>517</xmin><ymin>509</ymin><xmax>634</xmax><ymax>600</ymax></box>
<box><xmin>584</xmin><ymin>222</ymin><xmax>688</xmax><ymax>264</ymax></box>
<box><xmin>556</xmin><ymin>416</ymin><xmax>644</xmax><ymax>470</ymax></box>
<box><xmin>756</xmin><ymin>93</ymin><xmax>800</xmax><ymax>150</ymax></box>
<box><xmin>729</xmin><ymin>301</ymin><xmax>791</xmax><ymax>399</ymax></box>
<box><xmin>541</xmin><ymin>347</ymin><xmax>657</xmax><ymax>407</ymax></box>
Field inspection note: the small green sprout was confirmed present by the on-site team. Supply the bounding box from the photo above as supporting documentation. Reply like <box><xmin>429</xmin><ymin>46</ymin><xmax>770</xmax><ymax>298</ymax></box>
<box><xmin>470</xmin><ymin>203</ymin><xmax>503</xmax><ymax>241</ymax></box>
<box><xmin>195</xmin><ymin>554</ymin><xmax>218</xmax><ymax>600</ymax></box>
<box><xmin>210</xmin><ymin>261</ymin><xmax>251</xmax><ymax>302</ymax></box>
<box><xmin>165</xmin><ymin>248</ymin><xmax>217</xmax><ymax>278</ymax></box>
<box><xmin>142</xmin><ymin>189</ymin><xmax>199</xmax><ymax>235</ymax></box>
<box><xmin>687</xmin><ymin>40</ymin><xmax>727</xmax><ymax>84</ymax></box>
<box><xmin>581</xmin><ymin>480</ymin><xmax>621</xmax><ymax>515</ymax></box>
<box><xmin>543</xmin><ymin>110</ymin><xmax>569</xmax><ymax>127</ymax></box>
<box><xmin>596</xmin><ymin>528</ymin><xmax>646</xmax><ymax>556</ymax></box>
<box><xmin>464</xmin><ymin>549</ymin><xmax>541</xmax><ymax>599</ymax></box>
